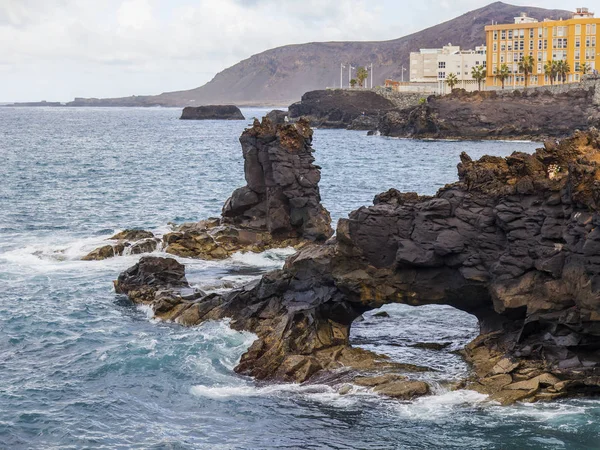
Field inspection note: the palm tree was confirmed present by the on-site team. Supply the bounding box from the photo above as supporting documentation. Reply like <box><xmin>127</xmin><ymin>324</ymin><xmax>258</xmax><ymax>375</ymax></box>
<box><xmin>518</xmin><ymin>55</ymin><xmax>535</xmax><ymax>88</ymax></box>
<box><xmin>471</xmin><ymin>65</ymin><xmax>487</xmax><ymax>91</ymax></box>
<box><xmin>544</xmin><ymin>60</ymin><xmax>558</xmax><ymax>85</ymax></box>
<box><xmin>495</xmin><ymin>64</ymin><xmax>510</xmax><ymax>89</ymax></box>
<box><xmin>446</xmin><ymin>73</ymin><xmax>458</xmax><ymax>91</ymax></box>
<box><xmin>580</xmin><ymin>63</ymin><xmax>591</xmax><ymax>76</ymax></box>
<box><xmin>356</xmin><ymin>66</ymin><xmax>369</xmax><ymax>88</ymax></box>
<box><xmin>556</xmin><ymin>60</ymin><xmax>571</xmax><ymax>84</ymax></box>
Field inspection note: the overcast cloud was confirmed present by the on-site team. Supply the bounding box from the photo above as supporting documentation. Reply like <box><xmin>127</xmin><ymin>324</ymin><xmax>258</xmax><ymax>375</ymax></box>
<box><xmin>0</xmin><ymin>0</ymin><xmax>587</xmax><ymax>101</ymax></box>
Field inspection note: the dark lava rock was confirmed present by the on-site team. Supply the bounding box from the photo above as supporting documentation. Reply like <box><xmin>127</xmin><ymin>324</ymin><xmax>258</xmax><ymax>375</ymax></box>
<box><xmin>289</xmin><ymin>90</ymin><xmax>396</xmax><ymax>129</ymax></box>
<box><xmin>180</xmin><ymin>105</ymin><xmax>245</xmax><ymax>120</ymax></box>
<box><xmin>164</xmin><ymin>116</ymin><xmax>333</xmax><ymax>258</ymax></box>
<box><xmin>378</xmin><ymin>84</ymin><xmax>600</xmax><ymax>140</ymax></box>
<box><xmin>373</xmin><ymin>311</ymin><xmax>390</xmax><ymax>318</ymax></box>
<box><xmin>116</xmin><ymin>128</ymin><xmax>600</xmax><ymax>404</ymax></box>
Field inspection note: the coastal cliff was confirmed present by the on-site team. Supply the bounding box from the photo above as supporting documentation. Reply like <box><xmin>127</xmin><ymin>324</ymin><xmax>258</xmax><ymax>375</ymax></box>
<box><xmin>115</xmin><ymin>127</ymin><xmax>600</xmax><ymax>404</ymax></box>
<box><xmin>288</xmin><ymin>90</ymin><xmax>398</xmax><ymax>130</ymax></box>
<box><xmin>378</xmin><ymin>78</ymin><xmax>600</xmax><ymax>141</ymax></box>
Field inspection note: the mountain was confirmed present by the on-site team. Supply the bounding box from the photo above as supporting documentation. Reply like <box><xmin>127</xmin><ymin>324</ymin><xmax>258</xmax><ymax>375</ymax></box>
<box><xmin>69</xmin><ymin>2</ymin><xmax>570</xmax><ymax>107</ymax></box>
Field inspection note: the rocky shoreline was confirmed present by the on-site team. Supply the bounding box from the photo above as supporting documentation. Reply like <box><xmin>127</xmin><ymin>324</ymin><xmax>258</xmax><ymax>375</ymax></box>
<box><xmin>289</xmin><ymin>77</ymin><xmax>600</xmax><ymax>142</ymax></box>
<box><xmin>114</xmin><ymin>120</ymin><xmax>600</xmax><ymax>405</ymax></box>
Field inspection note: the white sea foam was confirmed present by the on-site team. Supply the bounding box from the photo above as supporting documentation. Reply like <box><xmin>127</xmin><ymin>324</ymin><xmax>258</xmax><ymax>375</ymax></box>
<box><xmin>391</xmin><ymin>389</ymin><xmax>489</xmax><ymax>419</ymax></box>
<box><xmin>229</xmin><ymin>247</ymin><xmax>296</xmax><ymax>268</ymax></box>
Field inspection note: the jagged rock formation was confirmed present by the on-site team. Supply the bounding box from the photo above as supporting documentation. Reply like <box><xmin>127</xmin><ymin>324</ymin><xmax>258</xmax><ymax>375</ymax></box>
<box><xmin>378</xmin><ymin>81</ymin><xmax>600</xmax><ymax>140</ymax></box>
<box><xmin>82</xmin><ymin>230</ymin><xmax>159</xmax><ymax>261</ymax></box>
<box><xmin>180</xmin><ymin>105</ymin><xmax>244</xmax><ymax>120</ymax></box>
<box><xmin>288</xmin><ymin>90</ymin><xmax>397</xmax><ymax>130</ymax></box>
<box><xmin>84</xmin><ymin>117</ymin><xmax>333</xmax><ymax>261</ymax></box>
<box><xmin>116</xmin><ymin>130</ymin><xmax>600</xmax><ymax>404</ymax></box>
<box><xmin>163</xmin><ymin>116</ymin><xmax>333</xmax><ymax>259</ymax></box>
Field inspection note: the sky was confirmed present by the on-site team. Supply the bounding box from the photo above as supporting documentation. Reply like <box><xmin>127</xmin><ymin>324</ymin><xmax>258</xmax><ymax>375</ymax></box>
<box><xmin>0</xmin><ymin>0</ymin><xmax>587</xmax><ymax>102</ymax></box>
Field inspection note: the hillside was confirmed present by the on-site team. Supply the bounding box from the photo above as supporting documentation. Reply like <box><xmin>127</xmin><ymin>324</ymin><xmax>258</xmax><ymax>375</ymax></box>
<box><xmin>69</xmin><ymin>2</ymin><xmax>570</xmax><ymax>107</ymax></box>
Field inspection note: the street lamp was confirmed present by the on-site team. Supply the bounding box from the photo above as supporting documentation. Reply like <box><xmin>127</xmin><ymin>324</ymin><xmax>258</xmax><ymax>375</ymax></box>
<box><xmin>401</xmin><ymin>66</ymin><xmax>407</xmax><ymax>83</ymax></box>
<box><xmin>340</xmin><ymin>63</ymin><xmax>346</xmax><ymax>89</ymax></box>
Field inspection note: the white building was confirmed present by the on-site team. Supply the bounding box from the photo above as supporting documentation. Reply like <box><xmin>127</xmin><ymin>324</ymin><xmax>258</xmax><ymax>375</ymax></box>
<box><xmin>410</xmin><ymin>44</ymin><xmax>487</xmax><ymax>94</ymax></box>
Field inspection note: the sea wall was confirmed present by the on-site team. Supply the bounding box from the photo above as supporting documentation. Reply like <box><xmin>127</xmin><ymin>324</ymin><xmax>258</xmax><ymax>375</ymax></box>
<box><xmin>372</xmin><ymin>88</ymin><xmax>428</xmax><ymax>110</ymax></box>
<box><xmin>487</xmin><ymin>76</ymin><xmax>600</xmax><ymax>105</ymax></box>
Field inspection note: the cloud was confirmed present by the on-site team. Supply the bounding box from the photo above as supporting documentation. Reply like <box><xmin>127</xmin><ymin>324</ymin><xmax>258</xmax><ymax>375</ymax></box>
<box><xmin>0</xmin><ymin>0</ymin><xmax>585</xmax><ymax>101</ymax></box>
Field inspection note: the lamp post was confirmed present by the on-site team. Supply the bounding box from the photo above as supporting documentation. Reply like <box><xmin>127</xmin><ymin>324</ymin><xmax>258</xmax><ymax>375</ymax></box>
<box><xmin>349</xmin><ymin>65</ymin><xmax>355</xmax><ymax>87</ymax></box>
<box><xmin>340</xmin><ymin>63</ymin><xmax>346</xmax><ymax>89</ymax></box>
<box><xmin>401</xmin><ymin>66</ymin><xmax>407</xmax><ymax>83</ymax></box>
<box><xmin>370</xmin><ymin>63</ymin><xmax>374</xmax><ymax>88</ymax></box>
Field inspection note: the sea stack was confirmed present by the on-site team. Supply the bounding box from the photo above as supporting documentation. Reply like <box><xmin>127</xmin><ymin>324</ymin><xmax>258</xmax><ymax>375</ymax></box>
<box><xmin>162</xmin><ymin>115</ymin><xmax>333</xmax><ymax>258</ymax></box>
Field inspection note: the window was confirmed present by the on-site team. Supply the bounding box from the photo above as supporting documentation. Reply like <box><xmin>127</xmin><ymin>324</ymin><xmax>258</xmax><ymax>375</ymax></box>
<box><xmin>501</xmin><ymin>30</ymin><xmax>506</xmax><ymax>39</ymax></box>
<box><xmin>575</xmin><ymin>62</ymin><xmax>581</xmax><ymax>72</ymax></box>
<box><xmin>593</xmin><ymin>37</ymin><xmax>597</xmax><ymax>48</ymax></box>
<box><xmin>508</xmin><ymin>43</ymin><xmax>513</xmax><ymax>51</ymax></box>
<box><xmin>575</xmin><ymin>49</ymin><xmax>581</xmax><ymax>60</ymax></box>
<box><xmin>493</xmin><ymin>43</ymin><xmax>497</xmax><ymax>51</ymax></box>
<box><xmin>544</xmin><ymin>40</ymin><xmax>548</xmax><ymax>50</ymax></box>
<box><xmin>576</xmin><ymin>24</ymin><xmax>581</xmax><ymax>36</ymax></box>
<box><xmin>508</xmin><ymin>30</ymin><xmax>513</xmax><ymax>39</ymax></box>
<box><xmin>520</xmin><ymin>29</ymin><xmax>525</xmax><ymax>38</ymax></box>
<box><xmin>586</xmin><ymin>49</ymin><xmax>596</xmax><ymax>60</ymax></box>
<box><xmin>493</xmin><ymin>53</ymin><xmax>497</xmax><ymax>63</ymax></box>
<box><xmin>500</xmin><ymin>54</ymin><xmax>505</xmax><ymax>63</ymax></box>
<box><xmin>483</xmin><ymin>61</ymin><xmax>487</xmax><ymax>68</ymax></box>
<box><xmin>494</xmin><ymin>31</ymin><xmax>498</xmax><ymax>40</ymax></box>
<box><xmin>529</xmin><ymin>40</ymin><xmax>534</xmax><ymax>51</ymax></box>
<box><xmin>438</xmin><ymin>72</ymin><xmax>446</xmax><ymax>79</ymax></box>
<box><xmin>520</xmin><ymin>41</ymin><xmax>525</xmax><ymax>51</ymax></box>
<box><xmin>438</xmin><ymin>61</ymin><xmax>446</xmax><ymax>69</ymax></box>
<box><xmin>576</xmin><ymin>37</ymin><xmax>581</xmax><ymax>48</ymax></box>
<box><xmin>530</xmin><ymin>29</ymin><xmax>534</xmax><ymax>39</ymax></box>
<box><xmin>538</xmin><ymin>40</ymin><xmax>542</xmax><ymax>50</ymax></box>
<box><xmin>538</xmin><ymin>27</ymin><xmax>543</xmax><ymax>38</ymax></box>
<box><xmin>537</xmin><ymin>62</ymin><xmax>542</xmax><ymax>73</ymax></box>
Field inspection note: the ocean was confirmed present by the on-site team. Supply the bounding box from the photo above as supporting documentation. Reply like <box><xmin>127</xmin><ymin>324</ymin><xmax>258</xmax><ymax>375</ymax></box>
<box><xmin>1</xmin><ymin>106</ymin><xmax>599</xmax><ymax>449</ymax></box>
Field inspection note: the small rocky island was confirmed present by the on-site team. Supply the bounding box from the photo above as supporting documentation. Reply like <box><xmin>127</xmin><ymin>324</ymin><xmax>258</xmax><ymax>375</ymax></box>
<box><xmin>115</xmin><ymin>122</ymin><xmax>600</xmax><ymax>405</ymax></box>
<box><xmin>180</xmin><ymin>105</ymin><xmax>245</xmax><ymax>120</ymax></box>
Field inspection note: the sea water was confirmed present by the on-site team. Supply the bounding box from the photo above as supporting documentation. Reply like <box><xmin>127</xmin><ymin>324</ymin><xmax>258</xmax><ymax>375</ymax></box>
<box><xmin>1</xmin><ymin>107</ymin><xmax>599</xmax><ymax>449</ymax></box>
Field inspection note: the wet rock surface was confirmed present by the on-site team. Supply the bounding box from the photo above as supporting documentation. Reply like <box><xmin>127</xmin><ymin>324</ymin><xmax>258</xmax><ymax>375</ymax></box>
<box><xmin>180</xmin><ymin>105</ymin><xmax>245</xmax><ymax>120</ymax></box>
<box><xmin>378</xmin><ymin>87</ymin><xmax>600</xmax><ymax>141</ymax></box>
<box><xmin>82</xmin><ymin>229</ymin><xmax>159</xmax><ymax>261</ymax></box>
<box><xmin>288</xmin><ymin>90</ymin><xmax>396</xmax><ymax>129</ymax></box>
<box><xmin>116</xmin><ymin>129</ymin><xmax>600</xmax><ymax>404</ymax></box>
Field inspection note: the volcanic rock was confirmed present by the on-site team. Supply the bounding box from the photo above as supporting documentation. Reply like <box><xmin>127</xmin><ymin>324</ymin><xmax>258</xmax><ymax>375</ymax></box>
<box><xmin>180</xmin><ymin>105</ymin><xmax>245</xmax><ymax>120</ymax></box>
<box><xmin>164</xmin><ymin>116</ymin><xmax>333</xmax><ymax>259</ymax></box>
<box><xmin>378</xmin><ymin>83</ymin><xmax>600</xmax><ymax>140</ymax></box>
<box><xmin>82</xmin><ymin>230</ymin><xmax>159</xmax><ymax>261</ymax></box>
<box><xmin>288</xmin><ymin>90</ymin><xmax>396</xmax><ymax>129</ymax></box>
<box><xmin>116</xmin><ymin>128</ymin><xmax>600</xmax><ymax>404</ymax></box>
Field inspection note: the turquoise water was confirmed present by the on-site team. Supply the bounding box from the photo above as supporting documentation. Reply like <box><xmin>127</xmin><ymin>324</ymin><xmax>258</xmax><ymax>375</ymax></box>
<box><xmin>1</xmin><ymin>107</ymin><xmax>599</xmax><ymax>449</ymax></box>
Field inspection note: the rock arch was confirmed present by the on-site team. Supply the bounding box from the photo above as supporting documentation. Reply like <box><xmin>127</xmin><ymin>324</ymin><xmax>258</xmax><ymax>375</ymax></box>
<box><xmin>116</xmin><ymin>128</ymin><xmax>600</xmax><ymax>404</ymax></box>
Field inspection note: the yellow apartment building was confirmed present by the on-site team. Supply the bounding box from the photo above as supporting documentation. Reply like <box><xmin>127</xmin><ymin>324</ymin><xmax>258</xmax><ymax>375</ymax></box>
<box><xmin>485</xmin><ymin>7</ymin><xmax>600</xmax><ymax>88</ymax></box>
